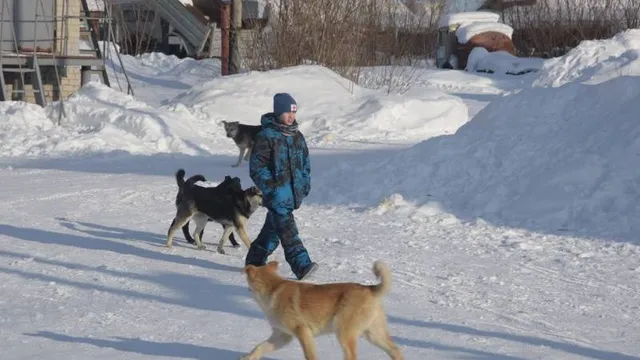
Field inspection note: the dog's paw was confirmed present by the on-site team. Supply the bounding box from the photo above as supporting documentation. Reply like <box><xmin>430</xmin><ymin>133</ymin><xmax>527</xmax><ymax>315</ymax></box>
<box><xmin>196</xmin><ymin>244</ymin><xmax>206</xmax><ymax>250</ymax></box>
<box><xmin>217</xmin><ymin>247</ymin><xmax>226</xmax><ymax>255</ymax></box>
<box><xmin>232</xmin><ymin>243</ymin><xmax>241</xmax><ymax>249</ymax></box>
<box><xmin>231</xmin><ymin>164</ymin><xmax>240</xmax><ymax>168</ymax></box>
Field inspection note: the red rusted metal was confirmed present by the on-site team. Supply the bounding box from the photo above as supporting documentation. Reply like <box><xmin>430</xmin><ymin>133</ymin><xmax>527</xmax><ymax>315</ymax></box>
<box><xmin>220</xmin><ymin>3</ymin><xmax>231</xmax><ymax>76</ymax></box>
<box><xmin>456</xmin><ymin>31</ymin><xmax>516</xmax><ymax>69</ymax></box>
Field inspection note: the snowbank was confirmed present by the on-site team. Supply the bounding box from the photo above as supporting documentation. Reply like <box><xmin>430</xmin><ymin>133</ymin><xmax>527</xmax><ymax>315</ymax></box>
<box><xmin>456</xmin><ymin>21</ymin><xmax>513</xmax><ymax>44</ymax></box>
<box><xmin>466</xmin><ymin>47</ymin><xmax>544</xmax><ymax>75</ymax></box>
<box><xmin>1</xmin><ymin>61</ymin><xmax>468</xmax><ymax>157</ymax></box>
<box><xmin>171</xmin><ymin>65</ymin><xmax>469</xmax><ymax>144</ymax></box>
<box><xmin>318</xmin><ymin>75</ymin><xmax>640</xmax><ymax>241</ymax></box>
<box><xmin>134</xmin><ymin>52</ymin><xmax>220</xmax><ymax>79</ymax></box>
<box><xmin>315</xmin><ymin>32</ymin><xmax>640</xmax><ymax>241</ymax></box>
<box><xmin>0</xmin><ymin>83</ymin><xmax>198</xmax><ymax>158</ymax></box>
<box><xmin>0</xmin><ymin>52</ymin><xmax>227</xmax><ymax>159</ymax></box>
<box><xmin>0</xmin><ymin>102</ymin><xmax>56</xmax><ymax>158</ymax></box>
<box><xmin>534</xmin><ymin>29</ymin><xmax>640</xmax><ymax>87</ymax></box>
<box><xmin>439</xmin><ymin>11</ymin><xmax>500</xmax><ymax>27</ymax></box>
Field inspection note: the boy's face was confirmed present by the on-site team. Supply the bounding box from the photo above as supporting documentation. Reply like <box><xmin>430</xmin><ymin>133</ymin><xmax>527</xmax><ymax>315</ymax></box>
<box><xmin>278</xmin><ymin>111</ymin><xmax>297</xmax><ymax>126</ymax></box>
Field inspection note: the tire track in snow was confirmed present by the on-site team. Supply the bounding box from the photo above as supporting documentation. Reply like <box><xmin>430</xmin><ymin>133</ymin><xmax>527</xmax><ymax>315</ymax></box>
<box><xmin>522</xmin><ymin>263</ymin><xmax>639</xmax><ymax>295</ymax></box>
<box><xmin>2</xmin><ymin>187</ymin><xmax>125</xmax><ymax>206</ymax></box>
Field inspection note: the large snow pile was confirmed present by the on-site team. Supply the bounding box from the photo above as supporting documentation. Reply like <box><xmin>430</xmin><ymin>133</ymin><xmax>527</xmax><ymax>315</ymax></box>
<box><xmin>534</xmin><ymin>29</ymin><xmax>640</xmax><ymax>87</ymax></box>
<box><xmin>0</xmin><ymin>83</ymin><xmax>198</xmax><ymax>158</ymax></box>
<box><xmin>315</xmin><ymin>33</ymin><xmax>640</xmax><ymax>242</ymax></box>
<box><xmin>0</xmin><ymin>102</ymin><xmax>57</xmax><ymax>158</ymax></box>
<box><xmin>466</xmin><ymin>47</ymin><xmax>544</xmax><ymax>75</ymax></box>
<box><xmin>132</xmin><ymin>52</ymin><xmax>220</xmax><ymax>81</ymax></box>
<box><xmin>456</xmin><ymin>21</ymin><xmax>513</xmax><ymax>44</ymax></box>
<box><xmin>170</xmin><ymin>65</ymin><xmax>468</xmax><ymax>144</ymax></box>
<box><xmin>0</xmin><ymin>61</ymin><xmax>468</xmax><ymax>157</ymax></box>
<box><xmin>109</xmin><ymin>52</ymin><xmax>220</xmax><ymax>107</ymax></box>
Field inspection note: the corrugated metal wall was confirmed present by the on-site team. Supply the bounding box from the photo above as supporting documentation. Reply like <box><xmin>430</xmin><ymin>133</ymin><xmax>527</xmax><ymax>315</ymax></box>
<box><xmin>15</xmin><ymin>0</ymin><xmax>55</xmax><ymax>51</ymax></box>
<box><xmin>0</xmin><ymin>0</ymin><xmax>55</xmax><ymax>53</ymax></box>
<box><xmin>0</xmin><ymin>0</ymin><xmax>14</xmax><ymax>52</ymax></box>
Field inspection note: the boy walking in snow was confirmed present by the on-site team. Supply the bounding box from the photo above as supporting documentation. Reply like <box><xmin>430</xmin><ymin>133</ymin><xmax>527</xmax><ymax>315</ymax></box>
<box><xmin>245</xmin><ymin>93</ymin><xmax>318</xmax><ymax>280</ymax></box>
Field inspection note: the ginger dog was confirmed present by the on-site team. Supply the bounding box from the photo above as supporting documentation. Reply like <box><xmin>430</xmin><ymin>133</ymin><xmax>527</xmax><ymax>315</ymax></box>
<box><xmin>241</xmin><ymin>260</ymin><xmax>403</xmax><ymax>360</ymax></box>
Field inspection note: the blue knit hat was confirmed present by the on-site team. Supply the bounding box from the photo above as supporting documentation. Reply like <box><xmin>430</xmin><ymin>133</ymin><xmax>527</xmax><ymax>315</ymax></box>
<box><xmin>273</xmin><ymin>93</ymin><xmax>297</xmax><ymax>117</ymax></box>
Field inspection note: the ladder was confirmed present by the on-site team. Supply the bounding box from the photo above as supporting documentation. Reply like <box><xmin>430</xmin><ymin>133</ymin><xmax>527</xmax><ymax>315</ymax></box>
<box><xmin>0</xmin><ymin>56</ymin><xmax>46</xmax><ymax>105</ymax></box>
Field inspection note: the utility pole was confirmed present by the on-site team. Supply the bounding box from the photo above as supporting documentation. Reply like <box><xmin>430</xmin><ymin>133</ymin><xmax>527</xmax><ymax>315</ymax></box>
<box><xmin>230</xmin><ymin>0</ymin><xmax>242</xmax><ymax>74</ymax></box>
<box><xmin>220</xmin><ymin>1</ymin><xmax>231</xmax><ymax>76</ymax></box>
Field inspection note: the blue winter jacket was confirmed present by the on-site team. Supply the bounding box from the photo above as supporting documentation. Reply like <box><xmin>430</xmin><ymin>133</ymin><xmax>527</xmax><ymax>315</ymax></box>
<box><xmin>249</xmin><ymin>113</ymin><xmax>311</xmax><ymax>212</ymax></box>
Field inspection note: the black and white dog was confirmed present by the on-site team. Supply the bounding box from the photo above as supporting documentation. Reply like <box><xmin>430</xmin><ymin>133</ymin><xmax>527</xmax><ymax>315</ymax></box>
<box><xmin>172</xmin><ymin>169</ymin><xmax>241</xmax><ymax>248</ymax></box>
<box><xmin>222</xmin><ymin>120</ymin><xmax>262</xmax><ymax>167</ymax></box>
<box><xmin>167</xmin><ymin>169</ymin><xmax>263</xmax><ymax>254</ymax></box>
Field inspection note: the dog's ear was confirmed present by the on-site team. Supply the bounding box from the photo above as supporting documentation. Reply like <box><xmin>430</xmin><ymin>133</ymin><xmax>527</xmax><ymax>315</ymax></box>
<box><xmin>222</xmin><ymin>120</ymin><xmax>228</xmax><ymax>125</ymax></box>
<box><xmin>266</xmin><ymin>261</ymin><xmax>279</xmax><ymax>272</ymax></box>
<box><xmin>242</xmin><ymin>264</ymin><xmax>256</xmax><ymax>276</ymax></box>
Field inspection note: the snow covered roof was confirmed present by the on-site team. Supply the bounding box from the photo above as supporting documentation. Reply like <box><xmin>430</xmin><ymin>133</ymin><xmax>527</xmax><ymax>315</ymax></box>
<box><xmin>455</xmin><ymin>21</ymin><xmax>513</xmax><ymax>43</ymax></box>
<box><xmin>439</xmin><ymin>11</ymin><xmax>500</xmax><ymax>28</ymax></box>
<box><xmin>84</xmin><ymin>0</ymin><xmax>105</xmax><ymax>11</ymax></box>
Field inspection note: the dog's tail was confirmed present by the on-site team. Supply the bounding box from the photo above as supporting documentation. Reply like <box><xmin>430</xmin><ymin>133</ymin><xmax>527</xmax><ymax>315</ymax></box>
<box><xmin>184</xmin><ymin>174</ymin><xmax>206</xmax><ymax>187</ymax></box>
<box><xmin>175</xmin><ymin>169</ymin><xmax>186</xmax><ymax>187</ymax></box>
<box><xmin>369</xmin><ymin>260</ymin><xmax>392</xmax><ymax>298</ymax></box>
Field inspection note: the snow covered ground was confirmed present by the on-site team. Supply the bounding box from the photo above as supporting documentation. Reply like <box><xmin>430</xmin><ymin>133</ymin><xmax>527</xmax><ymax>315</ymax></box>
<box><xmin>0</xmin><ymin>30</ymin><xmax>639</xmax><ymax>360</ymax></box>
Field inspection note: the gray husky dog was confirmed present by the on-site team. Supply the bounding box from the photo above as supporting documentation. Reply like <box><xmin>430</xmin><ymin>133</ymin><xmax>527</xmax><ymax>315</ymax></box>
<box><xmin>222</xmin><ymin>120</ymin><xmax>262</xmax><ymax>167</ymax></box>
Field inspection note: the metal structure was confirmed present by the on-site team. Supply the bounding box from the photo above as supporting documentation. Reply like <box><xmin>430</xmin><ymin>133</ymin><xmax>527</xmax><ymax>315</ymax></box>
<box><xmin>111</xmin><ymin>0</ymin><xmax>219</xmax><ymax>58</ymax></box>
<box><xmin>152</xmin><ymin>0</ymin><xmax>210</xmax><ymax>57</ymax></box>
<box><xmin>0</xmin><ymin>0</ymin><xmax>132</xmax><ymax>115</ymax></box>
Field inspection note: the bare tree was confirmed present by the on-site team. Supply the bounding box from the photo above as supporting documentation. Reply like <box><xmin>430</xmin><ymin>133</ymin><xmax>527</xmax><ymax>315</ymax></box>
<box><xmin>113</xmin><ymin>3</ymin><xmax>158</xmax><ymax>56</ymax></box>
<box><xmin>505</xmin><ymin>0</ymin><xmax>630</xmax><ymax>57</ymax></box>
<box><xmin>245</xmin><ymin>0</ymin><xmax>444</xmax><ymax>93</ymax></box>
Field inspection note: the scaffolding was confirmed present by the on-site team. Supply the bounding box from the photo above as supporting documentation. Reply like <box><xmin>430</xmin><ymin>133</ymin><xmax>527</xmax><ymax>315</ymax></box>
<box><xmin>0</xmin><ymin>0</ymin><xmax>133</xmax><ymax>122</ymax></box>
